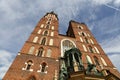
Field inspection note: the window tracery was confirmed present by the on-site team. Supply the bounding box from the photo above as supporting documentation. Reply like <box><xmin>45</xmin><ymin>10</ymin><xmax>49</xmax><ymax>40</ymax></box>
<box><xmin>61</xmin><ymin>39</ymin><xmax>76</xmax><ymax>57</ymax></box>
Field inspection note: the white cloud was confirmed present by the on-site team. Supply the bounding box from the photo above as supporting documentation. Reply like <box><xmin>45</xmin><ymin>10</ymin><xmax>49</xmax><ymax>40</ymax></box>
<box><xmin>91</xmin><ymin>0</ymin><xmax>112</xmax><ymax>5</ymax></box>
<box><xmin>0</xmin><ymin>0</ymin><xmax>25</xmax><ymax>21</ymax></box>
<box><xmin>90</xmin><ymin>0</ymin><xmax>120</xmax><ymax>12</ymax></box>
<box><xmin>0</xmin><ymin>50</ymin><xmax>15</xmax><ymax>79</ymax></box>
<box><xmin>0</xmin><ymin>0</ymin><xmax>88</xmax><ymax>49</ymax></box>
<box><xmin>91</xmin><ymin>0</ymin><xmax>120</xmax><ymax>7</ymax></box>
<box><xmin>108</xmin><ymin>53</ymin><xmax>120</xmax><ymax>72</ymax></box>
<box><xmin>0</xmin><ymin>0</ymin><xmax>120</xmax><ymax>78</ymax></box>
<box><xmin>95</xmin><ymin>12</ymin><xmax>120</xmax><ymax>54</ymax></box>
<box><xmin>114</xmin><ymin>0</ymin><xmax>120</xmax><ymax>7</ymax></box>
<box><xmin>99</xmin><ymin>13</ymin><xmax>120</xmax><ymax>34</ymax></box>
<box><xmin>101</xmin><ymin>35</ymin><xmax>120</xmax><ymax>53</ymax></box>
<box><xmin>0</xmin><ymin>24</ymin><xmax>34</xmax><ymax>52</ymax></box>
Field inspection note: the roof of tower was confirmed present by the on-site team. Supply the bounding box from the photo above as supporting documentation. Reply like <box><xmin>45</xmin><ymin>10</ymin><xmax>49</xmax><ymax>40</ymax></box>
<box><xmin>69</xmin><ymin>20</ymin><xmax>86</xmax><ymax>25</ymax></box>
<box><xmin>45</xmin><ymin>11</ymin><xmax>59</xmax><ymax>20</ymax></box>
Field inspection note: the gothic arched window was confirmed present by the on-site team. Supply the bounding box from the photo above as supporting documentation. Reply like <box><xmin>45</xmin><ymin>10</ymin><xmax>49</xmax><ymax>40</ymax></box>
<box><xmin>78</xmin><ymin>25</ymin><xmax>83</xmax><ymax>29</ymax></box>
<box><xmin>88</xmin><ymin>46</ymin><xmax>95</xmax><ymax>53</ymax></box>
<box><xmin>28</xmin><ymin>46</ymin><xmax>35</xmax><ymax>54</ymax></box>
<box><xmin>48</xmin><ymin>18</ymin><xmax>52</xmax><ymax>21</ymax></box>
<box><xmin>101</xmin><ymin>57</ymin><xmax>107</xmax><ymax>66</ymax></box>
<box><xmin>82</xmin><ymin>44</ymin><xmax>87</xmax><ymax>52</ymax></box>
<box><xmin>43</xmin><ymin>31</ymin><xmax>48</xmax><ymax>36</ymax></box>
<box><xmin>47</xmin><ymin>21</ymin><xmax>50</xmax><ymax>24</ymax></box>
<box><xmin>51</xmin><ymin>26</ymin><xmax>54</xmax><ymax>30</ymax></box>
<box><xmin>40</xmin><ymin>37</ymin><xmax>46</xmax><ymax>45</ymax></box>
<box><xmin>90</xmin><ymin>39</ymin><xmax>94</xmax><ymax>44</ymax></box>
<box><xmin>41</xmin><ymin>62</ymin><xmax>47</xmax><ymax>72</ymax></box>
<box><xmin>26</xmin><ymin>60</ymin><xmax>33</xmax><ymax>70</ymax></box>
<box><xmin>84</xmin><ymin>38</ymin><xmax>89</xmax><ymax>43</ymax></box>
<box><xmin>49</xmin><ymin>39</ymin><xmax>53</xmax><ymax>45</ymax></box>
<box><xmin>46</xmin><ymin>49</ymin><xmax>52</xmax><ymax>57</ymax></box>
<box><xmin>61</xmin><ymin>39</ymin><xmax>76</xmax><ymax>57</ymax></box>
<box><xmin>33</xmin><ymin>36</ymin><xmax>38</xmax><ymax>43</ymax></box>
<box><xmin>40</xmin><ymin>24</ymin><xmax>44</xmax><ymax>28</ymax></box>
<box><xmin>82</xmin><ymin>32</ymin><xmax>85</xmax><ymax>36</ymax></box>
<box><xmin>50</xmin><ymin>32</ymin><xmax>54</xmax><ymax>36</ymax></box>
<box><xmin>86</xmin><ymin>55</ymin><xmax>93</xmax><ymax>64</ymax></box>
<box><xmin>94</xmin><ymin>46</ymin><xmax>100</xmax><ymax>54</ymax></box>
<box><xmin>37</xmin><ymin>29</ymin><xmax>41</xmax><ymax>34</ymax></box>
<box><xmin>37</xmin><ymin>47</ymin><xmax>44</xmax><ymax>57</ymax></box>
<box><xmin>93</xmin><ymin>56</ymin><xmax>100</xmax><ymax>66</ymax></box>
<box><xmin>80</xmin><ymin>37</ymin><xmax>83</xmax><ymax>42</ymax></box>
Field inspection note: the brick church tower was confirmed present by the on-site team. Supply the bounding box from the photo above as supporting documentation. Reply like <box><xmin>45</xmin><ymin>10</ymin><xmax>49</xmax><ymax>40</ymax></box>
<box><xmin>3</xmin><ymin>12</ymin><xmax>120</xmax><ymax>80</ymax></box>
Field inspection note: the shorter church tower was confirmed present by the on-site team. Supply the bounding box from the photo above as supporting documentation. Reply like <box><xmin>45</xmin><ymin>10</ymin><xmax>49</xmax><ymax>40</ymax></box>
<box><xmin>3</xmin><ymin>12</ymin><xmax>120</xmax><ymax>80</ymax></box>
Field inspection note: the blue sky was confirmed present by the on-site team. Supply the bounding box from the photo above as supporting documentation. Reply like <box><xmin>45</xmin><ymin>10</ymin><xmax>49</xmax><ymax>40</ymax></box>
<box><xmin>0</xmin><ymin>0</ymin><xmax>120</xmax><ymax>79</ymax></box>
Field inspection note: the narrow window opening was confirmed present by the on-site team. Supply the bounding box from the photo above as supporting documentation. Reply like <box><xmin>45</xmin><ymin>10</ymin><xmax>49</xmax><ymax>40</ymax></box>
<box><xmin>82</xmin><ymin>32</ymin><xmax>85</xmax><ymax>36</ymax></box>
<box><xmin>86</xmin><ymin>55</ymin><xmax>92</xmax><ymax>64</ymax></box>
<box><xmin>43</xmin><ymin>31</ymin><xmax>48</xmax><ymax>36</ymax></box>
<box><xmin>46</xmin><ymin>25</ymin><xmax>49</xmax><ymax>29</ymax></box>
<box><xmin>48</xmin><ymin>18</ymin><xmax>52</xmax><ymax>21</ymax></box>
<box><xmin>82</xmin><ymin>45</ymin><xmax>87</xmax><ymax>52</ymax></box>
<box><xmin>41</xmin><ymin>38</ymin><xmax>46</xmax><ymax>45</ymax></box>
<box><xmin>47</xmin><ymin>21</ymin><xmax>50</xmax><ymax>24</ymax></box>
<box><xmin>40</xmin><ymin>24</ymin><xmax>44</xmax><ymax>28</ymax></box>
<box><xmin>26</xmin><ymin>60</ymin><xmax>33</xmax><ymax>70</ymax></box>
<box><xmin>85</xmin><ymin>38</ymin><xmax>89</xmax><ymax>43</ymax></box>
<box><xmin>41</xmin><ymin>62</ymin><xmax>47</xmax><ymax>72</ymax></box>
<box><xmin>49</xmin><ymin>39</ymin><xmax>53</xmax><ymax>45</ymax></box>
<box><xmin>94</xmin><ymin>56</ymin><xmax>100</xmax><ymax>66</ymax></box>
<box><xmin>88</xmin><ymin>46</ymin><xmax>94</xmax><ymax>53</ymax></box>
<box><xmin>101</xmin><ymin>57</ymin><xmax>107</xmax><ymax>66</ymax></box>
<box><xmin>37</xmin><ymin>47</ymin><xmax>44</xmax><ymax>57</ymax></box>
<box><xmin>79</xmin><ymin>27</ymin><xmax>82</xmax><ymax>29</ymax></box>
<box><xmin>94</xmin><ymin>46</ymin><xmax>100</xmax><ymax>53</ymax></box>
<box><xmin>37</xmin><ymin>29</ymin><xmax>41</xmax><ymax>34</ymax></box>
<box><xmin>51</xmin><ymin>26</ymin><xmax>54</xmax><ymax>30</ymax></box>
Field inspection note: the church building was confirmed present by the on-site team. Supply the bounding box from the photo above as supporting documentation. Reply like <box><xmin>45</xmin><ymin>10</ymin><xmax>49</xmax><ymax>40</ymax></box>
<box><xmin>3</xmin><ymin>11</ymin><xmax>120</xmax><ymax>80</ymax></box>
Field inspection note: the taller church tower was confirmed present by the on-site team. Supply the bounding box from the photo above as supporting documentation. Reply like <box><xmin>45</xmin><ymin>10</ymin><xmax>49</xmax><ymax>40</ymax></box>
<box><xmin>3</xmin><ymin>12</ymin><xmax>60</xmax><ymax>80</ymax></box>
<box><xmin>3</xmin><ymin>12</ymin><xmax>120</xmax><ymax>80</ymax></box>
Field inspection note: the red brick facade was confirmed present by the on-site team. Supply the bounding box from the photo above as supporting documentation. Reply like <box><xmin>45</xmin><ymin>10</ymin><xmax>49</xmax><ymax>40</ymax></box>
<box><xmin>3</xmin><ymin>12</ymin><xmax>120</xmax><ymax>80</ymax></box>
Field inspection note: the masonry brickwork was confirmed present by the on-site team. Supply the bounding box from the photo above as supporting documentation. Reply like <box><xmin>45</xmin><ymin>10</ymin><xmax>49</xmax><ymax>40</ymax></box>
<box><xmin>3</xmin><ymin>12</ymin><xmax>120</xmax><ymax>80</ymax></box>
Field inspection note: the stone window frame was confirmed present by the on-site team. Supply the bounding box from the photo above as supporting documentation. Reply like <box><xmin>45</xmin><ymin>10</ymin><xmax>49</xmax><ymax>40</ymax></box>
<box><xmin>37</xmin><ymin>62</ymin><xmax>48</xmax><ymax>74</ymax></box>
<box><xmin>22</xmin><ymin>60</ymin><xmax>34</xmax><ymax>71</ymax></box>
